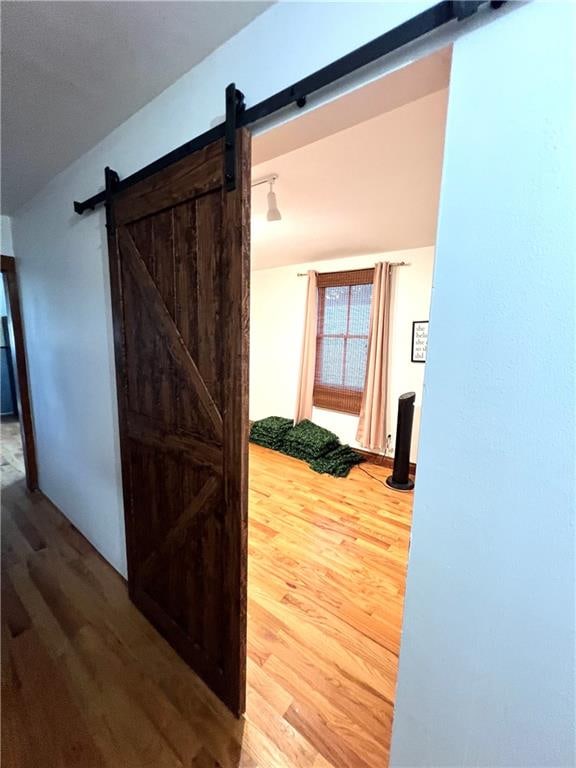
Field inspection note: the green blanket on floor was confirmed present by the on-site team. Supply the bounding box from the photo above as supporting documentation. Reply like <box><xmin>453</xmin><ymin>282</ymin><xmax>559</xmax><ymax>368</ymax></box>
<box><xmin>249</xmin><ymin>416</ymin><xmax>293</xmax><ymax>450</ymax></box>
<box><xmin>281</xmin><ymin>419</ymin><xmax>340</xmax><ymax>462</ymax></box>
<box><xmin>309</xmin><ymin>444</ymin><xmax>365</xmax><ymax>478</ymax></box>
<box><xmin>249</xmin><ymin>417</ymin><xmax>364</xmax><ymax>478</ymax></box>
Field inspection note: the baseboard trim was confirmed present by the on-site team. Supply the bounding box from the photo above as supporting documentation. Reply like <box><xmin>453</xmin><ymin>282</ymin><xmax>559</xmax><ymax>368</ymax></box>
<box><xmin>37</xmin><ymin>488</ymin><xmax>129</xmax><ymax>586</ymax></box>
<box><xmin>355</xmin><ymin>448</ymin><xmax>416</xmax><ymax>477</ymax></box>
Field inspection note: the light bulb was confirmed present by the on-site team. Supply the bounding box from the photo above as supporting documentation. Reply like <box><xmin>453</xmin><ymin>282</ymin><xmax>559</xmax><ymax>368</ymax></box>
<box><xmin>267</xmin><ymin>183</ymin><xmax>281</xmax><ymax>222</ymax></box>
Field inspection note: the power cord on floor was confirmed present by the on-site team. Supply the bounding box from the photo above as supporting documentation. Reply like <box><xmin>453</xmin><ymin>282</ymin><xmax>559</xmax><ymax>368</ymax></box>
<box><xmin>357</xmin><ymin>463</ymin><xmax>390</xmax><ymax>488</ymax></box>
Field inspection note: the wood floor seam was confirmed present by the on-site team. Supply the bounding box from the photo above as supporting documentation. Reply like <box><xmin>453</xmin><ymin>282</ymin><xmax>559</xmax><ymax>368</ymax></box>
<box><xmin>2</xmin><ymin>425</ymin><xmax>412</xmax><ymax>768</ymax></box>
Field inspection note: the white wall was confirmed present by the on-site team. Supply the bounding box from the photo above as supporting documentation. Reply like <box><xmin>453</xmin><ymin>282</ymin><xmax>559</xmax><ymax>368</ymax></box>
<box><xmin>1</xmin><ymin>214</ymin><xmax>14</xmax><ymax>257</ymax></box>
<box><xmin>0</xmin><ymin>215</ymin><xmax>13</xmax><ymax>316</ymax></box>
<box><xmin>11</xmin><ymin>1</ymin><xmax>436</xmax><ymax>577</ymax></box>
<box><xmin>8</xmin><ymin>2</ymin><xmax>576</xmax><ymax>764</ymax></box>
<box><xmin>391</xmin><ymin>3</ymin><xmax>576</xmax><ymax>767</ymax></box>
<box><xmin>250</xmin><ymin>248</ymin><xmax>434</xmax><ymax>462</ymax></box>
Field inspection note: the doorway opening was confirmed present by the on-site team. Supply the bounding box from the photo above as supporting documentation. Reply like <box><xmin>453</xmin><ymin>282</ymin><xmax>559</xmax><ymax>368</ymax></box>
<box><xmin>247</xmin><ymin>46</ymin><xmax>451</xmax><ymax>765</ymax></box>
<box><xmin>0</xmin><ymin>256</ymin><xmax>37</xmax><ymax>492</ymax></box>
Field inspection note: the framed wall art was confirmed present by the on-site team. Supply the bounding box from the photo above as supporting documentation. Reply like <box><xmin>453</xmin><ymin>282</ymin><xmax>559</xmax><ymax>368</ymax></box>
<box><xmin>411</xmin><ymin>320</ymin><xmax>428</xmax><ymax>363</ymax></box>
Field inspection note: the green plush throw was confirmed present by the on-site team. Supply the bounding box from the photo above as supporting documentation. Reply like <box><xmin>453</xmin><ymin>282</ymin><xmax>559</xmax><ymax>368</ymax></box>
<box><xmin>309</xmin><ymin>444</ymin><xmax>365</xmax><ymax>478</ymax></box>
<box><xmin>249</xmin><ymin>416</ymin><xmax>293</xmax><ymax>450</ymax></box>
<box><xmin>249</xmin><ymin>417</ymin><xmax>364</xmax><ymax>478</ymax></box>
<box><xmin>281</xmin><ymin>419</ymin><xmax>339</xmax><ymax>461</ymax></box>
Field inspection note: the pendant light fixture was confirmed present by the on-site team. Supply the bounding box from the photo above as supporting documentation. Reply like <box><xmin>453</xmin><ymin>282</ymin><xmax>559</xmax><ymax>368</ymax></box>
<box><xmin>252</xmin><ymin>173</ymin><xmax>282</xmax><ymax>222</ymax></box>
<box><xmin>266</xmin><ymin>177</ymin><xmax>281</xmax><ymax>221</ymax></box>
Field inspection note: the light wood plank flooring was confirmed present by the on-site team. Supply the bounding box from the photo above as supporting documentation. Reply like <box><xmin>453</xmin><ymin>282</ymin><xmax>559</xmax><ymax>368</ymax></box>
<box><xmin>2</xmin><ymin>426</ymin><xmax>412</xmax><ymax>767</ymax></box>
<box><xmin>1</xmin><ymin>417</ymin><xmax>24</xmax><ymax>475</ymax></box>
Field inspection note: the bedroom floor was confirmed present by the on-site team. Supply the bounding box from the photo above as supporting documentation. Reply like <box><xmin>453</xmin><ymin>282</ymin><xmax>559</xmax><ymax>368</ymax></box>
<box><xmin>2</xmin><ymin>428</ymin><xmax>413</xmax><ymax>768</ymax></box>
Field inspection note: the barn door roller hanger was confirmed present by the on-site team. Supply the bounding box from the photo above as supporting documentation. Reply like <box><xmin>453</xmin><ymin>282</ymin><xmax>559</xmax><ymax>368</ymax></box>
<box><xmin>73</xmin><ymin>0</ymin><xmax>506</xmax><ymax>214</ymax></box>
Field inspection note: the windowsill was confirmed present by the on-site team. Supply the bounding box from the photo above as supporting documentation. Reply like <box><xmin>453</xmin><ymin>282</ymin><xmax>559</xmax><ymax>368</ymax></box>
<box><xmin>313</xmin><ymin>403</ymin><xmax>360</xmax><ymax>417</ymax></box>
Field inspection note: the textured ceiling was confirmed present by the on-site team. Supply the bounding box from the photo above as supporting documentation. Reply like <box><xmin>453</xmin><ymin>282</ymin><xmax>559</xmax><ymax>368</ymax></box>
<box><xmin>1</xmin><ymin>1</ymin><xmax>271</xmax><ymax>213</ymax></box>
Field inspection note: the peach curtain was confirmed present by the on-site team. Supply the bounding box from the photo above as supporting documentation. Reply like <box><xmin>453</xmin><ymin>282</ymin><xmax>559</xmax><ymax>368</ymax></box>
<box><xmin>294</xmin><ymin>270</ymin><xmax>318</xmax><ymax>424</ymax></box>
<box><xmin>356</xmin><ymin>262</ymin><xmax>391</xmax><ymax>450</ymax></box>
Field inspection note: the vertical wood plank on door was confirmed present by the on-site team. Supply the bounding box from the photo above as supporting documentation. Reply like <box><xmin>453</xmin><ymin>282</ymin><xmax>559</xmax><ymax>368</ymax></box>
<box><xmin>106</xmin><ymin>131</ymin><xmax>250</xmax><ymax>715</ymax></box>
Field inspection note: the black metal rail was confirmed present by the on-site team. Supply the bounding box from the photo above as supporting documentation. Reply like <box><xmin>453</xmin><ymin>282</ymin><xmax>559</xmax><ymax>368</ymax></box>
<box><xmin>73</xmin><ymin>0</ymin><xmax>504</xmax><ymax>214</ymax></box>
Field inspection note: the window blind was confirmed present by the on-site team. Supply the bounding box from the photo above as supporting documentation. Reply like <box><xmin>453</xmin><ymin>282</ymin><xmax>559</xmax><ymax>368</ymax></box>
<box><xmin>314</xmin><ymin>269</ymin><xmax>374</xmax><ymax>415</ymax></box>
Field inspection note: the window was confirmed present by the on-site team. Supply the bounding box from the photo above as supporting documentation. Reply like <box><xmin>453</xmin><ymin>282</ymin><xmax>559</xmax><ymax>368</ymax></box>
<box><xmin>314</xmin><ymin>268</ymin><xmax>374</xmax><ymax>415</ymax></box>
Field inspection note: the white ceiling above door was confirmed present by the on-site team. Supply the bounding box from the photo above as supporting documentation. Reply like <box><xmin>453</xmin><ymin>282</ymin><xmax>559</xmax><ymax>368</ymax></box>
<box><xmin>1</xmin><ymin>1</ymin><xmax>271</xmax><ymax>213</ymax></box>
<box><xmin>251</xmin><ymin>49</ymin><xmax>451</xmax><ymax>270</ymax></box>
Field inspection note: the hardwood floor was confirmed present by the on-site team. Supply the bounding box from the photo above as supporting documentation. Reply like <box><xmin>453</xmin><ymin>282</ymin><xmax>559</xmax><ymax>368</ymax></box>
<box><xmin>1</xmin><ymin>426</ymin><xmax>413</xmax><ymax>767</ymax></box>
<box><xmin>1</xmin><ymin>417</ymin><xmax>24</xmax><ymax>475</ymax></box>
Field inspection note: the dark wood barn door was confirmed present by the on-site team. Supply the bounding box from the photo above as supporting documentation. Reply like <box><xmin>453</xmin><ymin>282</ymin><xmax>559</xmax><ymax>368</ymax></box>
<box><xmin>106</xmin><ymin>131</ymin><xmax>250</xmax><ymax>715</ymax></box>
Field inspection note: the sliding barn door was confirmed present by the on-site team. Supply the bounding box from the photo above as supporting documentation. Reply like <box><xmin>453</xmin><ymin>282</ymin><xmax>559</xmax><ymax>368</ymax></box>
<box><xmin>106</xmin><ymin>132</ymin><xmax>250</xmax><ymax>715</ymax></box>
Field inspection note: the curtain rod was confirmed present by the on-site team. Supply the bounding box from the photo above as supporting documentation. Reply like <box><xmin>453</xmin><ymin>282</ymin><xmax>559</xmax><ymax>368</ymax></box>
<box><xmin>297</xmin><ymin>262</ymin><xmax>408</xmax><ymax>276</ymax></box>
